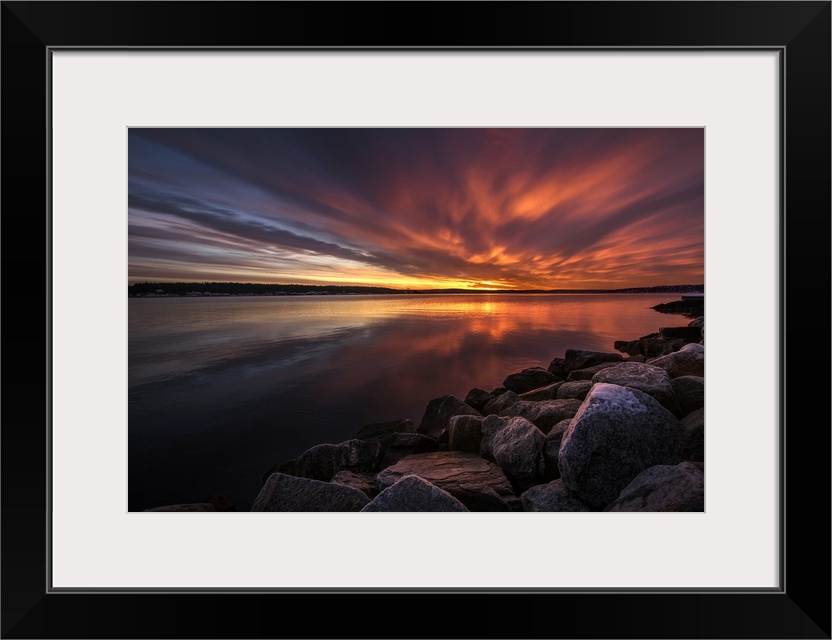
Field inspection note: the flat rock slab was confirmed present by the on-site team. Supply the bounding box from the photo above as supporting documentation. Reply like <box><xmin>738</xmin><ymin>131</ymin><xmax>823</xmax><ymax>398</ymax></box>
<box><xmin>361</xmin><ymin>475</ymin><xmax>469</xmax><ymax>512</ymax></box>
<box><xmin>331</xmin><ymin>470</ymin><xmax>380</xmax><ymax>498</ymax></box>
<box><xmin>559</xmin><ymin>383</ymin><xmax>684</xmax><ymax>509</ymax></box>
<box><xmin>521</xmin><ymin>480</ymin><xmax>593</xmax><ymax>512</ymax></box>
<box><xmin>376</xmin><ymin>451</ymin><xmax>520</xmax><ymax>512</ymax></box>
<box><xmin>252</xmin><ymin>473</ymin><xmax>370</xmax><ymax>512</ymax></box>
<box><xmin>605</xmin><ymin>461</ymin><xmax>704</xmax><ymax>512</ymax></box>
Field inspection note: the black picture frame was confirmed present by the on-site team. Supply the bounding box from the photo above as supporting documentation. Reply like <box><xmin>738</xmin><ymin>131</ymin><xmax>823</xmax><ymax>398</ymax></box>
<box><xmin>2</xmin><ymin>2</ymin><xmax>829</xmax><ymax>638</ymax></box>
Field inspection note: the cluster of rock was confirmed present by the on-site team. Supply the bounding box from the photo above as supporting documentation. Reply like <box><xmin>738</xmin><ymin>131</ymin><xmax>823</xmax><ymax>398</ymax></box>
<box><xmin>246</xmin><ymin>315</ymin><xmax>705</xmax><ymax>513</ymax></box>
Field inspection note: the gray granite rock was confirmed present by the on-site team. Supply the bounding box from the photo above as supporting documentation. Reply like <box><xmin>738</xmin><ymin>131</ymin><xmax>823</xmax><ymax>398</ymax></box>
<box><xmin>648</xmin><ymin>343</ymin><xmax>704</xmax><ymax>378</ymax></box>
<box><xmin>521</xmin><ymin>479</ymin><xmax>593</xmax><ymax>512</ymax></box>
<box><xmin>564</xmin><ymin>348</ymin><xmax>623</xmax><ymax>373</ymax></box>
<box><xmin>680</xmin><ymin>407</ymin><xmax>704</xmax><ymax>462</ymax></box>
<box><xmin>484</xmin><ymin>416</ymin><xmax>546</xmax><ymax>491</ymax></box>
<box><xmin>547</xmin><ymin>357</ymin><xmax>568</xmax><ymax>380</ymax></box>
<box><xmin>543</xmin><ymin>419</ymin><xmax>572</xmax><ymax>480</ymax></box>
<box><xmin>361</xmin><ymin>475</ymin><xmax>469</xmax><ymax>512</ymax></box>
<box><xmin>659</xmin><ymin>326</ymin><xmax>703</xmax><ymax>342</ymax></box>
<box><xmin>376</xmin><ymin>451</ymin><xmax>520</xmax><ymax>511</ymax></box>
<box><xmin>566</xmin><ymin>361</ymin><xmax>620</xmax><ymax>381</ymax></box>
<box><xmin>330</xmin><ymin>470</ymin><xmax>380</xmax><ymax>498</ymax></box>
<box><xmin>591</xmin><ymin>362</ymin><xmax>682</xmax><ymax>417</ymax></box>
<box><xmin>251</xmin><ymin>473</ymin><xmax>370</xmax><ymax>512</ymax></box>
<box><xmin>556</xmin><ymin>380</ymin><xmax>592</xmax><ymax>401</ymax></box>
<box><xmin>605</xmin><ymin>461</ymin><xmax>704</xmax><ymax>512</ymax></box>
<box><xmin>464</xmin><ymin>388</ymin><xmax>496</xmax><ymax>412</ymax></box>
<box><xmin>482</xmin><ymin>390</ymin><xmax>521</xmax><ymax>416</ymax></box>
<box><xmin>559</xmin><ymin>383</ymin><xmax>685</xmax><ymax>508</ymax></box>
<box><xmin>355</xmin><ymin>419</ymin><xmax>416</xmax><ymax>447</ymax></box>
<box><xmin>671</xmin><ymin>375</ymin><xmax>705</xmax><ymax>416</ymax></box>
<box><xmin>448</xmin><ymin>414</ymin><xmax>485</xmax><ymax>453</ymax></box>
<box><xmin>498</xmin><ymin>399</ymin><xmax>583</xmax><ymax>434</ymax></box>
<box><xmin>503</xmin><ymin>367</ymin><xmax>560</xmax><ymax>394</ymax></box>
<box><xmin>479</xmin><ymin>414</ymin><xmax>507</xmax><ymax>460</ymax></box>
<box><xmin>417</xmin><ymin>395</ymin><xmax>482</xmax><ymax>440</ymax></box>
<box><xmin>519</xmin><ymin>382</ymin><xmax>564</xmax><ymax>401</ymax></box>
<box><xmin>265</xmin><ymin>439</ymin><xmax>383</xmax><ymax>482</ymax></box>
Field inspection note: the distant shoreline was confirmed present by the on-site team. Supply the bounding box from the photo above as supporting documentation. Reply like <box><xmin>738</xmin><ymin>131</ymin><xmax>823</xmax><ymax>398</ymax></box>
<box><xmin>128</xmin><ymin>282</ymin><xmax>704</xmax><ymax>298</ymax></box>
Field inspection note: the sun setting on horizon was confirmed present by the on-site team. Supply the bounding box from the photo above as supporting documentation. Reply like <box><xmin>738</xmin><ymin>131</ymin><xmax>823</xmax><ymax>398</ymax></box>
<box><xmin>128</xmin><ymin>128</ymin><xmax>704</xmax><ymax>290</ymax></box>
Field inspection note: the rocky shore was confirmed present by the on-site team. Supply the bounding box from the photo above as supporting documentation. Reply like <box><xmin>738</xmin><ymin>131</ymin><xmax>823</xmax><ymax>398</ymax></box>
<box><xmin>148</xmin><ymin>308</ymin><xmax>705</xmax><ymax>513</ymax></box>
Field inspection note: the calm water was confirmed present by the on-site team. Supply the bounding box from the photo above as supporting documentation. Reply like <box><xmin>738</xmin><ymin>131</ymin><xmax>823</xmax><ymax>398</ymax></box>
<box><xmin>128</xmin><ymin>293</ymin><xmax>685</xmax><ymax>511</ymax></box>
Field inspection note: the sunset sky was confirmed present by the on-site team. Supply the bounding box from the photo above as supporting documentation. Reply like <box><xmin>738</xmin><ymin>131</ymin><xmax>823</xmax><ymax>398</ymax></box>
<box><xmin>128</xmin><ymin>128</ymin><xmax>704</xmax><ymax>290</ymax></box>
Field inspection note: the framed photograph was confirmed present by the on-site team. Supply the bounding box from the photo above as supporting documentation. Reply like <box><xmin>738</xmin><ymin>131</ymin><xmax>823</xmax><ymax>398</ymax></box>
<box><xmin>3</xmin><ymin>2</ymin><xmax>829</xmax><ymax>638</ymax></box>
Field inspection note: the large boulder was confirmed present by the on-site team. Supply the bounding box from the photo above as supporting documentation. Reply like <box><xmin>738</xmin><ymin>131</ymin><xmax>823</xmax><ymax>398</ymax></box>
<box><xmin>464</xmin><ymin>388</ymin><xmax>496</xmax><ymax>413</ymax></box>
<box><xmin>503</xmin><ymin>367</ymin><xmax>560</xmax><ymax>394</ymax></box>
<box><xmin>564</xmin><ymin>349</ymin><xmax>623</xmax><ymax>373</ymax></box>
<box><xmin>264</xmin><ymin>439</ymin><xmax>383</xmax><ymax>482</ymax></box>
<box><xmin>251</xmin><ymin>473</ymin><xmax>369</xmax><ymax>512</ymax></box>
<box><xmin>680</xmin><ymin>407</ymin><xmax>705</xmax><ymax>462</ymax></box>
<box><xmin>355</xmin><ymin>419</ymin><xmax>416</xmax><ymax>447</ymax></box>
<box><xmin>376</xmin><ymin>451</ymin><xmax>520</xmax><ymax>511</ymax></box>
<box><xmin>330</xmin><ymin>470</ymin><xmax>379</xmax><ymax>498</ymax></box>
<box><xmin>556</xmin><ymin>380</ymin><xmax>592</xmax><ymax>401</ymax></box>
<box><xmin>379</xmin><ymin>433</ymin><xmax>439</xmax><ymax>469</ymax></box>
<box><xmin>498</xmin><ymin>399</ymin><xmax>583</xmax><ymax>434</ymax></box>
<box><xmin>417</xmin><ymin>395</ymin><xmax>481</xmax><ymax>440</ymax></box>
<box><xmin>521</xmin><ymin>480</ymin><xmax>593</xmax><ymax>512</ymax></box>
<box><xmin>361</xmin><ymin>475</ymin><xmax>469</xmax><ymax>512</ymax></box>
<box><xmin>671</xmin><ymin>376</ymin><xmax>705</xmax><ymax>416</ymax></box>
<box><xmin>543</xmin><ymin>419</ymin><xmax>572</xmax><ymax>480</ymax></box>
<box><xmin>448</xmin><ymin>414</ymin><xmax>485</xmax><ymax>453</ymax></box>
<box><xmin>648</xmin><ymin>343</ymin><xmax>704</xmax><ymax>378</ymax></box>
<box><xmin>591</xmin><ymin>362</ymin><xmax>682</xmax><ymax>417</ymax></box>
<box><xmin>482</xmin><ymin>390</ymin><xmax>521</xmax><ymax>416</ymax></box>
<box><xmin>605</xmin><ymin>461</ymin><xmax>704</xmax><ymax>512</ymax></box>
<box><xmin>478</xmin><ymin>416</ymin><xmax>545</xmax><ymax>491</ymax></box>
<box><xmin>559</xmin><ymin>383</ymin><xmax>685</xmax><ymax>508</ymax></box>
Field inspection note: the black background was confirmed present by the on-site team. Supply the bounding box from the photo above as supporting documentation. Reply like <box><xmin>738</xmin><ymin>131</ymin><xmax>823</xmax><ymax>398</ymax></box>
<box><xmin>2</xmin><ymin>2</ymin><xmax>829</xmax><ymax>638</ymax></box>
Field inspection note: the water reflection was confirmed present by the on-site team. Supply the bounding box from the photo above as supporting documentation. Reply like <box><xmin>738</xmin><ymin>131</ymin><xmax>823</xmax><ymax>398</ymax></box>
<box><xmin>129</xmin><ymin>293</ymin><xmax>682</xmax><ymax>510</ymax></box>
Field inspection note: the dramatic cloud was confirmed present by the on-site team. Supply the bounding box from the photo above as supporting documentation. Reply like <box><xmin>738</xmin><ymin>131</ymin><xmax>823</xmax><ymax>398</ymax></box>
<box><xmin>128</xmin><ymin>128</ymin><xmax>704</xmax><ymax>289</ymax></box>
